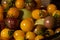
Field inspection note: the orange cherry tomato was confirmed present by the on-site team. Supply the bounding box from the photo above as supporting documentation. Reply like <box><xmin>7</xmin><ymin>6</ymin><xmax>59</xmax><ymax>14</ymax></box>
<box><xmin>47</xmin><ymin>4</ymin><xmax>57</xmax><ymax>15</ymax></box>
<box><xmin>20</xmin><ymin>18</ymin><xmax>34</xmax><ymax>32</ymax></box>
<box><xmin>13</xmin><ymin>30</ymin><xmax>25</xmax><ymax>39</ymax></box>
<box><xmin>7</xmin><ymin>7</ymin><xmax>19</xmax><ymax>18</ymax></box>
<box><xmin>15</xmin><ymin>0</ymin><xmax>25</xmax><ymax>9</ymax></box>
<box><xmin>32</xmin><ymin>9</ymin><xmax>47</xmax><ymax>19</ymax></box>
<box><xmin>26</xmin><ymin>32</ymin><xmax>36</xmax><ymax>40</ymax></box>
<box><xmin>1</xmin><ymin>28</ymin><xmax>10</xmax><ymax>39</ymax></box>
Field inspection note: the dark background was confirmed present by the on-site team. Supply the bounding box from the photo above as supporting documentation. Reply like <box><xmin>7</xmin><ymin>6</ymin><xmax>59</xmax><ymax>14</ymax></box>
<box><xmin>51</xmin><ymin>0</ymin><xmax>60</xmax><ymax>10</ymax></box>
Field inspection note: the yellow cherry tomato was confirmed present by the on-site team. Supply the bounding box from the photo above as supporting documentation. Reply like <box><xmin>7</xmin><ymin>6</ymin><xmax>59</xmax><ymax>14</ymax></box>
<box><xmin>15</xmin><ymin>0</ymin><xmax>25</xmax><ymax>9</ymax></box>
<box><xmin>32</xmin><ymin>9</ymin><xmax>40</xmax><ymax>19</ymax></box>
<box><xmin>35</xmin><ymin>35</ymin><xmax>44</xmax><ymax>40</ymax></box>
<box><xmin>32</xmin><ymin>9</ymin><xmax>47</xmax><ymax>19</ymax></box>
<box><xmin>20</xmin><ymin>18</ymin><xmax>34</xmax><ymax>32</ymax></box>
<box><xmin>47</xmin><ymin>4</ymin><xmax>57</xmax><ymax>14</ymax></box>
<box><xmin>1</xmin><ymin>28</ymin><xmax>10</xmax><ymax>39</ymax></box>
<box><xmin>26</xmin><ymin>32</ymin><xmax>36</xmax><ymax>40</ymax></box>
<box><xmin>13</xmin><ymin>30</ymin><xmax>25</xmax><ymax>39</ymax></box>
<box><xmin>7</xmin><ymin>7</ymin><xmax>19</xmax><ymax>18</ymax></box>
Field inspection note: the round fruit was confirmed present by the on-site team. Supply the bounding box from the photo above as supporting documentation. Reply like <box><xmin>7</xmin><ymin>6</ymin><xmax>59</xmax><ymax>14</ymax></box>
<box><xmin>5</xmin><ymin>18</ymin><xmax>18</xmax><ymax>29</ymax></box>
<box><xmin>13</xmin><ymin>30</ymin><xmax>25</xmax><ymax>39</ymax></box>
<box><xmin>20</xmin><ymin>18</ymin><xmax>34</xmax><ymax>32</ymax></box>
<box><xmin>7</xmin><ymin>7</ymin><xmax>19</xmax><ymax>18</ymax></box>
<box><xmin>15</xmin><ymin>0</ymin><xmax>25</xmax><ymax>9</ymax></box>
<box><xmin>35</xmin><ymin>35</ymin><xmax>44</xmax><ymax>40</ymax></box>
<box><xmin>1</xmin><ymin>28</ymin><xmax>10</xmax><ymax>39</ymax></box>
<box><xmin>32</xmin><ymin>9</ymin><xmax>47</xmax><ymax>19</ymax></box>
<box><xmin>21</xmin><ymin>9</ymin><xmax>32</xmax><ymax>19</ymax></box>
<box><xmin>44</xmin><ymin>16</ymin><xmax>54</xmax><ymax>28</ymax></box>
<box><xmin>0</xmin><ymin>5</ymin><xmax>4</xmax><ymax>14</ymax></box>
<box><xmin>47</xmin><ymin>4</ymin><xmax>57</xmax><ymax>14</ymax></box>
<box><xmin>26</xmin><ymin>32</ymin><xmax>36</xmax><ymax>40</ymax></box>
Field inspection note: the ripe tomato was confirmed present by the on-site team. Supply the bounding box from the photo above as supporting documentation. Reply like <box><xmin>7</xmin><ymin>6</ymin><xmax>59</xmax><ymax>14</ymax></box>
<box><xmin>7</xmin><ymin>7</ymin><xmax>19</xmax><ymax>18</ymax></box>
<box><xmin>1</xmin><ymin>28</ymin><xmax>10</xmax><ymax>39</ymax></box>
<box><xmin>15</xmin><ymin>0</ymin><xmax>25</xmax><ymax>9</ymax></box>
<box><xmin>32</xmin><ymin>9</ymin><xmax>47</xmax><ymax>19</ymax></box>
<box><xmin>26</xmin><ymin>32</ymin><xmax>36</xmax><ymax>40</ymax></box>
<box><xmin>13</xmin><ymin>30</ymin><xmax>25</xmax><ymax>39</ymax></box>
<box><xmin>47</xmin><ymin>4</ymin><xmax>57</xmax><ymax>15</ymax></box>
<box><xmin>20</xmin><ymin>18</ymin><xmax>34</xmax><ymax>32</ymax></box>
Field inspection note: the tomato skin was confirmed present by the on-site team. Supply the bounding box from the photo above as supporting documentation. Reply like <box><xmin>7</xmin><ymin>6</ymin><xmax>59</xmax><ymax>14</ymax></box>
<box><xmin>20</xmin><ymin>18</ymin><xmax>34</xmax><ymax>32</ymax></box>
<box><xmin>32</xmin><ymin>9</ymin><xmax>47</xmax><ymax>19</ymax></box>
<box><xmin>47</xmin><ymin>4</ymin><xmax>57</xmax><ymax>15</ymax></box>
<box><xmin>1</xmin><ymin>28</ymin><xmax>10</xmax><ymax>39</ymax></box>
<box><xmin>26</xmin><ymin>32</ymin><xmax>36</xmax><ymax>40</ymax></box>
<box><xmin>15</xmin><ymin>0</ymin><xmax>25</xmax><ymax>9</ymax></box>
<box><xmin>7</xmin><ymin>7</ymin><xmax>19</xmax><ymax>18</ymax></box>
<box><xmin>13</xmin><ymin>30</ymin><xmax>25</xmax><ymax>39</ymax></box>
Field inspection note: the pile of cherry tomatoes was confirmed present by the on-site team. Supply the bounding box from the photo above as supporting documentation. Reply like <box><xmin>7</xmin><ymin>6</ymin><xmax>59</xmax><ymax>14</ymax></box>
<box><xmin>0</xmin><ymin>0</ymin><xmax>60</xmax><ymax>40</ymax></box>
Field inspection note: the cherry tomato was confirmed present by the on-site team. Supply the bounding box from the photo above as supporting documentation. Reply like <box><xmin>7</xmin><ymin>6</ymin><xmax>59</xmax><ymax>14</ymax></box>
<box><xmin>26</xmin><ymin>32</ymin><xmax>36</xmax><ymax>40</ymax></box>
<box><xmin>7</xmin><ymin>7</ymin><xmax>19</xmax><ymax>18</ymax></box>
<box><xmin>15</xmin><ymin>0</ymin><xmax>25</xmax><ymax>9</ymax></box>
<box><xmin>32</xmin><ymin>9</ymin><xmax>47</xmax><ymax>19</ymax></box>
<box><xmin>1</xmin><ymin>28</ymin><xmax>10</xmax><ymax>39</ymax></box>
<box><xmin>13</xmin><ymin>30</ymin><xmax>25</xmax><ymax>38</ymax></box>
<box><xmin>47</xmin><ymin>4</ymin><xmax>57</xmax><ymax>15</ymax></box>
<box><xmin>20</xmin><ymin>18</ymin><xmax>34</xmax><ymax>32</ymax></box>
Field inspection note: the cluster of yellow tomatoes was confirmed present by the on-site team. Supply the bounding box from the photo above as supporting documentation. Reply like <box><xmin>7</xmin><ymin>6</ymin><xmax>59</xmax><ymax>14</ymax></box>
<box><xmin>0</xmin><ymin>0</ymin><xmax>60</xmax><ymax>40</ymax></box>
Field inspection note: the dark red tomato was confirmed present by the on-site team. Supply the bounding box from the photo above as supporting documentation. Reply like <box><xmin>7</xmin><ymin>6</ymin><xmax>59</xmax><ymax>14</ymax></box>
<box><xmin>5</xmin><ymin>18</ymin><xmax>19</xmax><ymax>29</ymax></box>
